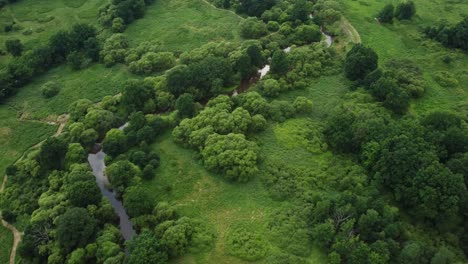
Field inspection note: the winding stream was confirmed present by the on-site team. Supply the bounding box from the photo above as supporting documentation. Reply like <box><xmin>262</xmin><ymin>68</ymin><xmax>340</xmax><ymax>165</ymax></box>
<box><xmin>87</xmin><ymin>123</ymin><xmax>135</xmax><ymax>241</ymax></box>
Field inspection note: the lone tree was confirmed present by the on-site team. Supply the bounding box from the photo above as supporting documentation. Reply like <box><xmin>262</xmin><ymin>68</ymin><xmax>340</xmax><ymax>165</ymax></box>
<box><xmin>377</xmin><ymin>4</ymin><xmax>394</xmax><ymax>23</ymax></box>
<box><xmin>5</xmin><ymin>39</ymin><xmax>23</xmax><ymax>57</ymax></box>
<box><xmin>395</xmin><ymin>1</ymin><xmax>416</xmax><ymax>20</ymax></box>
<box><xmin>344</xmin><ymin>44</ymin><xmax>379</xmax><ymax>81</ymax></box>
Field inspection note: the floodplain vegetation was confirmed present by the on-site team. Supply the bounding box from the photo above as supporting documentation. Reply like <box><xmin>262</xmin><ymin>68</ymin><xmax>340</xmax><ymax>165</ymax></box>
<box><xmin>0</xmin><ymin>0</ymin><xmax>467</xmax><ymax>263</ymax></box>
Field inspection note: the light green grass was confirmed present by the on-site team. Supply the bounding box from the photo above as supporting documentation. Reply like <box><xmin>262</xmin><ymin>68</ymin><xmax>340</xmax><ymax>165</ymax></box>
<box><xmin>125</xmin><ymin>0</ymin><xmax>243</xmax><ymax>52</ymax></box>
<box><xmin>3</xmin><ymin>64</ymin><xmax>134</xmax><ymax>120</ymax></box>
<box><xmin>144</xmin><ymin>75</ymin><xmax>347</xmax><ymax>263</ymax></box>
<box><xmin>0</xmin><ymin>107</ymin><xmax>56</xmax><ymax>175</ymax></box>
<box><xmin>0</xmin><ymin>225</ymin><xmax>13</xmax><ymax>264</ymax></box>
<box><xmin>0</xmin><ymin>0</ymin><xmax>104</xmax><ymax>65</ymax></box>
<box><xmin>339</xmin><ymin>0</ymin><xmax>468</xmax><ymax>115</ymax></box>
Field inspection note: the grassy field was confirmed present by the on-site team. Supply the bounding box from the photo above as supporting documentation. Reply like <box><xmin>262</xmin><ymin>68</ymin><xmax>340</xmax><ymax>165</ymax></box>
<box><xmin>0</xmin><ymin>0</ymin><xmax>104</xmax><ymax>65</ymax></box>
<box><xmin>125</xmin><ymin>0</ymin><xmax>243</xmax><ymax>52</ymax></box>
<box><xmin>142</xmin><ymin>75</ymin><xmax>348</xmax><ymax>263</ymax></box>
<box><xmin>3</xmin><ymin>64</ymin><xmax>134</xmax><ymax>120</ymax></box>
<box><xmin>0</xmin><ymin>225</ymin><xmax>13</xmax><ymax>264</ymax></box>
<box><xmin>339</xmin><ymin>0</ymin><xmax>468</xmax><ymax>115</ymax></box>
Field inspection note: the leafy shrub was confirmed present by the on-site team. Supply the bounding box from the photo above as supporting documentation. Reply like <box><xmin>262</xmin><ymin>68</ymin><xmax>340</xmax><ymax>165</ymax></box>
<box><xmin>240</xmin><ymin>17</ymin><xmax>268</xmax><ymax>39</ymax></box>
<box><xmin>226</xmin><ymin>225</ymin><xmax>269</xmax><ymax>261</ymax></box>
<box><xmin>41</xmin><ymin>81</ymin><xmax>60</xmax><ymax>98</ymax></box>
<box><xmin>433</xmin><ymin>71</ymin><xmax>459</xmax><ymax>87</ymax></box>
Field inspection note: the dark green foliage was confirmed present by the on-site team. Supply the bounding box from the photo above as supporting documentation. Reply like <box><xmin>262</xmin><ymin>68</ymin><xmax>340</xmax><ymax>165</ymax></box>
<box><xmin>142</xmin><ymin>164</ymin><xmax>155</xmax><ymax>180</ymax></box>
<box><xmin>123</xmin><ymin>186</ymin><xmax>155</xmax><ymax>217</ymax></box>
<box><xmin>106</xmin><ymin>160</ymin><xmax>141</xmax><ymax>195</ymax></box>
<box><xmin>293</xmin><ymin>25</ymin><xmax>321</xmax><ymax>45</ymax></box>
<box><xmin>226</xmin><ymin>225</ymin><xmax>269</xmax><ymax>261</ymax></box>
<box><xmin>67</xmin><ymin>51</ymin><xmax>85</xmax><ymax>70</ymax></box>
<box><xmin>270</xmin><ymin>50</ymin><xmax>289</xmax><ymax>75</ymax></box>
<box><xmin>121</xmin><ymin>79</ymin><xmax>154</xmax><ymax>112</ymax></box>
<box><xmin>166</xmin><ymin>56</ymin><xmax>233</xmax><ymax>99</ymax></box>
<box><xmin>425</xmin><ymin>18</ymin><xmax>468</xmax><ymax>51</ymax></box>
<box><xmin>5</xmin><ymin>39</ymin><xmax>23</xmax><ymax>57</ymax></box>
<box><xmin>103</xmin><ymin>128</ymin><xmax>128</xmax><ymax>157</ymax></box>
<box><xmin>344</xmin><ymin>44</ymin><xmax>379</xmax><ymax>81</ymax></box>
<box><xmin>240</xmin><ymin>17</ymin><xmax>268</xmax><ymax>39</ymax></box>
<box><xmin>41</xmin><ymin>81</ymin><xmax>60</xmax><ymax>98</ymax></box>
<box><xmin>377</xmin><ymin>4</ymin><xmax>394</xmax><ymax>23</ymax></box>
<box><xmin>127</xmin><ymin>231</ymin><xmax>169</xmax><ymax>264</ymax></box>
<box><xmin>246</xmin><ymin>44</ymin><xmax>264</xmax><ymax>67</ymax></box>
<box><xmin>395</xmin><ymin>1</ymin><xmax>416</xmax><ymax>20</ymax></box>
<box><xmin>268</xmin><ymin>100</ymin><xmax>295</xmax><ymax>122</ymax></box>
<box><xmin>175</xmin><ymin>93</ymin><xmax>195</xmax><ymax>117</ymax></box>
<box><xmin>0</xmin><ymin>24</ymin><xmax>98</xmax><ymax>101</ymax></box>
<box><xmin>236</xmin><ymin>0</ymin><xmax>275</xmax><ymax>17</ymax></box>
<box><xmin>290</xmin><ymin>0</ymin><xmax>309</xmax><ymax>23</ymax></box>
<box><xmin>38</xmin><ymin>137</ymin><xmax>67</xmax><ymax>171</ymax></box>
<box><xmin>67</xmin><ymin>180</ymin><xmax>101</xmax><ymax>207</ymax></box>
<box><xmin>57</xmin><ymin>208</ymin><xmax>97</xmax><ymax>253</ymax></box>
<box><xmin>202</xmin><ymin>133</ymin><xmax>259</xmax><ymax>182</ymax></box>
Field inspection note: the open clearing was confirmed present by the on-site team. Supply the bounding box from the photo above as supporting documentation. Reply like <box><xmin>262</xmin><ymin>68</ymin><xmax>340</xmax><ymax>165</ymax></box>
<box><xmin>339</xmin><ymin>0</ymin><xmax>468</xmax><ymax>115</ymax></box>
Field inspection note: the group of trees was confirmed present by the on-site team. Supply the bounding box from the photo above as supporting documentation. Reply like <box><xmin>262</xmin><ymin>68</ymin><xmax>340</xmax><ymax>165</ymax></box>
<box><xmin>323</xmin><ymin>103</ymin><xmax>467</xmax><ymax>259</ymax></box>
<box><xmin>99</xmin><ymin>0</ymin><xmax>155</xmax><ymax>32</ymax></box>
<box><xmin>0</xmin><ymin>23</ymin><xmax>98</xmax><ymax>100</ymax></box>
<box><xmin>377</xmin><ymin>1</ymin><xmax>416</xmax><ymax>23</ymax></box>
<box><xmin>345</xmin><ymin>44</ymin><xmax>425</xmax><ymax>114</ymax></box>
<box><xmin>424</xmin><ymin>18</ymin><xmax>468</xmax><ymax>51</ymax></box>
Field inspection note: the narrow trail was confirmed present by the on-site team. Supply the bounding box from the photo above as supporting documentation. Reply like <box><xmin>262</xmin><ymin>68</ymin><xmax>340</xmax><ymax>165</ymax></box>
<box><xmin>1</xmin><ymin>220</ymin><xmax>21</xmax><ymax>264</ymax></box>
<box><xmin>340</xmin><ymin>17</ymin><xmax>361</xmax><ymax>44</ymax></box>
<box><xmin>0</xmin><ymin>114</ymin><xmax>68</xmax><ymax>264</ymax></box>
<box><xmin>199</xmin><ymin>0</ymin><xmax>244</xmax><ymax>20</ymax></box>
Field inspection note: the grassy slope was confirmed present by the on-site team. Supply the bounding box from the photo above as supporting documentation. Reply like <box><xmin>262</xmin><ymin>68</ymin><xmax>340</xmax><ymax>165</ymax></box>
<box><xmin>0</xmin><ymin>225</ymin><xmax>13</xmax><ymax>264</ymax></box>
<box><xmin>340</xmin><ymin>0</ymin><xmax>468</xmax><ymax>115</ymax></box>
<box><xmin>144</xmin><ymin>75</ymin><xmax>347</xmax><ymax>263</ymax></box>
<box><xmin>125</xmin><ymin>0</ymin><xmax>242</xmax><ymax>52</ymax></box>
<box><xmin>0</xmin><ymin>0</ymin><xmax>103</xmax><ymax>63</ymax></box>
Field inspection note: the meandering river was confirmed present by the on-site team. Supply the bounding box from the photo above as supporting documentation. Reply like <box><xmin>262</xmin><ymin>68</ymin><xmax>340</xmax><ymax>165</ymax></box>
<box><xmin>87</xmin><ymin>123</ymin><xmax>135</xmax><ymax>241</ymax></box>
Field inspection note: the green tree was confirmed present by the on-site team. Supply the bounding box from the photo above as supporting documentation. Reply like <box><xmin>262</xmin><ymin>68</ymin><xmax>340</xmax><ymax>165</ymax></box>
<box><xmin>67</xmin><ymin>51</ymin><xmax>84</xmax><ymax>70</ymax></box>
<box><xmin>127</xmin><ymin>231</ymin><xmax>168</xmax><ymax>264</ymax></box>
<box><xmin>270</xmin><ymin>50</ymin><xmax>289</xmax><ymax>75</ymax></box>
<box><xmin>175</xmin><ymin>93</ymin><xmax>195</xmax><ymax>118</ymax></box>
<box><xmin>67</xmin><ymin>180</ymin><xmax>101</xmax><ymax>207</ymax></box>
<box><xmin>65</xmin><ymin>143</ymin><xmax>87</xmax><ymax>169</ymax></box>
<box><xmin>123</xmin><ymin>186</ymin><xmax>155</xmax><ymax>217</ymax></box>
<box><xmin>377</xmin><ymin>4</ymin><xmax>394</xmax><ymax>23</ymax></box>
<box><xmin>106</xmin><ymin>160</ymin><xmax>141</xmax><ymax>194</ymax></box>
<box><xmin>102</xmin><ymin>128</ymin><xmax>128</xmax><ymax>157</ymax></box>
<box><xmin>240</xmin><ymin>17</ymin><xmax>268</xmax><ymax>39</ymax></box>
<box><xmin>344</xmin><ymin>44</ymin><xmax>379</xmax><ymax>81</ymax></box>
<box><xmin>293</xmin><ymin>25</ymin><xmax>322</xmax><ymax>45</ymax></box>
<box><xmin>69</xmin><ymin>99</ymin><xmax>93</xmax><ymax>121</ymax></box>
<box><xmin>246</xmin><ymin>44</ymin><xmax>264</xmax><ymax>67</ymax></box>
<box><xmin>39</xmin><ymin>137</ymin><xmax>68</xmax><ymax>171</ymax></box>
<box><xmin>201</xmin><ymin>133</ymin><xmax>259</xmax><ymax>182</ymax></box>
<box><xmin>293</xmin><ymin>96</ymin><xmax>313</xmax><ymax>113</ymax></box>
<box><xmin>84</xmin><ymin>109</ymin><xmax>115</xmax><ymax>137</ymax></box>
<box><xmin>121</xmin><ymin>79</ymin><xmax>154</xmax><ymax>112</ymax></box>
<box><xmin>290</xmin><ymin>0</ymin><xmax>309</xmax><ymax>23</ymax></box>
<box><xmin>57</xmin><ymin>208</ymin><xmax>97</xmax><ymax>253</ymax></box>
<box><xmin>259</xmin><ymin>79</ymin><xmax>281</xmax><ymax>97</ymax></box>
<box><xmin>41</xmin><ymin>81</ymin><xmax>60</xmax><ymax>98</ymax></box>
<box><xmin>5</xmin><ymin>39</ymin><xmax>23</xmax><ymax>57</ymax></box>
<box><xmin>395</xmin><ymin>1</ymin><xmax>416</xmax><ymax>20</ymax></box>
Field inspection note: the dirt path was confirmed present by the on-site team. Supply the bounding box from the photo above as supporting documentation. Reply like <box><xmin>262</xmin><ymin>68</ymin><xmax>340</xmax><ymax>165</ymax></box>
<box><xmin>1</xmin><ymin>220</ymin><xmax>21</xmax><ymax>264</ymax></box>
<box><xmin>340</xmin><ymin>17</ymin><xmax>361</xmax><ymax>44</ymax></box>
<box><xmin>0</xmin><ymin>114</ymin><xmax>68</xmax><ymax>264</ymax></box>
<box><xmin>1</xmin><ymin>174</ymin><xmax>21</xmax><ymax>264</ymax></box>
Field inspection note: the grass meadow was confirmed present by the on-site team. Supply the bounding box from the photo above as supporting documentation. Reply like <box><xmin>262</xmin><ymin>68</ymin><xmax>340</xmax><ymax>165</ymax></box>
<box><xmin>339</xmin><ymin>0</ymin><xmax>468</xmax><ymax>115</ymax></box>
<box><xmin>125</xmin><ymin>0</ymin><xmax>243</xmax><ymax>52</ymax></box>
<box><xmin>0</xmin><ymin>225</ymin><xmax>13</xmax><ymax>264</ymax></box>
<box><xmin>0</xmin><ymin>0</ymin><xmax>104</xmax><ymax>65</ymax></box>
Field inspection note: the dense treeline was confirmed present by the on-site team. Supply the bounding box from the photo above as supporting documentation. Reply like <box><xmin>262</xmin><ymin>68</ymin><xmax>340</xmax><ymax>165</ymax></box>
<box><xmin>322</xmin><ymin>102</ymin><xmax>467</xmax><ymax>262</ymax></box>
<box><xmin>0</xmin><ymin>0</ymin><xmax>156</xmax><ymax>102</ymax></box>
<box><xmin>0</xmin><ymin>24</ymin><xmax>98</xmax><ymax>100</ymax></box>
<box><xmin>344</xmin><ymin>44</ymin><xmax>425</xmax><ymax>114</ymax></box>
<box><xmin>424</xmin><ymin>18</ymin><xmax>468</xmax><ymax>51</ymax></box>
